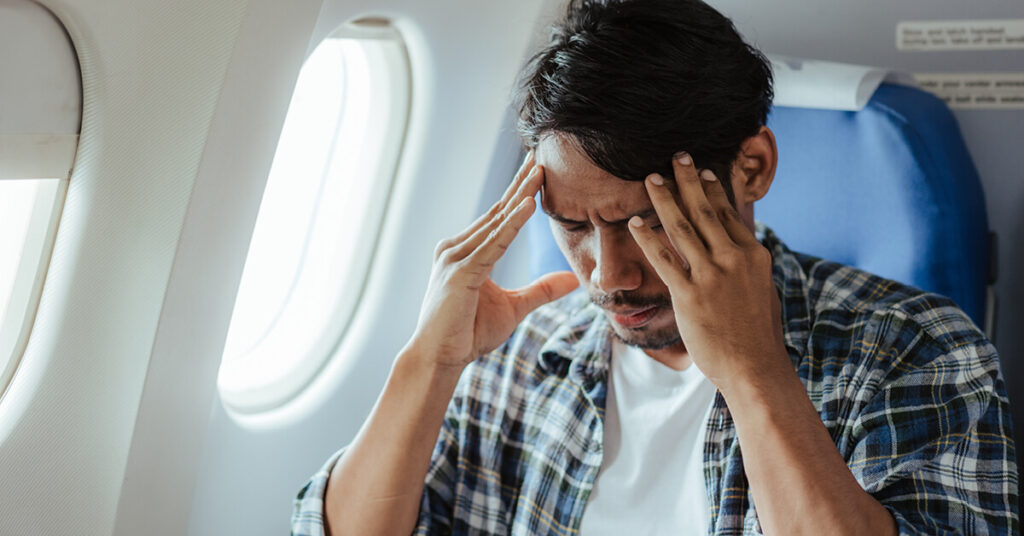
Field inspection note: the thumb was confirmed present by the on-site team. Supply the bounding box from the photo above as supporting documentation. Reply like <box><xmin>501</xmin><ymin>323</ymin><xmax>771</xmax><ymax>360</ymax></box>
<box><xmin>510</xmin><ymin>271</ymin><xmax>580</xmax><ymax>321</ymax></box>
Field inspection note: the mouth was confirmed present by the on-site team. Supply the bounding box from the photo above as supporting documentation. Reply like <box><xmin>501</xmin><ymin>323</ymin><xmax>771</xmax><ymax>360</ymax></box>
<box><xmin>608</xmin><ymin>305</ymin><xmax>661</xmax><ymax>329</ymax></box>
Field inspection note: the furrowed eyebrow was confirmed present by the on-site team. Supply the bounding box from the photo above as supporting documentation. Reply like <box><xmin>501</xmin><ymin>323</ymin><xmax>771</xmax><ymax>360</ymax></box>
<box><xmin>541</xmin><ymin>207</ymin><xmax>584</xmax><ymax>224</ymax></box>
<box><xmin>605</xmin><ymin>208</ymin><xmax>657</xmax><ymax>225</ymax></box>
<box><xmin>541</xmin><ymin>207</ymin><xmax>658</xmax><ymax>225</ymax></box>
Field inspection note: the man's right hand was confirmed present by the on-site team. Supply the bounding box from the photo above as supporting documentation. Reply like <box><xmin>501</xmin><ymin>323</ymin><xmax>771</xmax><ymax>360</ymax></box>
<box><xmin>406</xmin><ymin>152</ymin><xmax>579</xmax><ymax>369</ymax></box>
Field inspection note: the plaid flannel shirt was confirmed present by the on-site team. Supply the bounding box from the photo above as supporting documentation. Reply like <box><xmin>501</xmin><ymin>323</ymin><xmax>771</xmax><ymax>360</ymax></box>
<box><xmin>292</xmin><ymin>225</ymin><xmax>1019</xmax><ymax>535</ymax></box>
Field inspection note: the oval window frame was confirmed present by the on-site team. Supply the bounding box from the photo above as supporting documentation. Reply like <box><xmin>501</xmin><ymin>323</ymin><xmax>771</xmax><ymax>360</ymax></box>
<box><xmin>217</xmin><ymin>19</ymin><xmax>411</xmax><ymax>413</ymax></box>
<box><xmin>0</xmin><ymin>0</ymin><xmax>80</xmax><ymax>406</ymax></box>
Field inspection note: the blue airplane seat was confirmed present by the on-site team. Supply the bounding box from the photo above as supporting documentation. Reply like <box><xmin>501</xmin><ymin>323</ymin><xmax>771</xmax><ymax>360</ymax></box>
<box><xmin>525</xmin><ymin>82</ymin><xmax>992</xmax><ymax>329</ymax></box>
<box><xmin>760</xmin><ymin>83</ymin><xmax>990</xmax><ymax>327</ymax></box>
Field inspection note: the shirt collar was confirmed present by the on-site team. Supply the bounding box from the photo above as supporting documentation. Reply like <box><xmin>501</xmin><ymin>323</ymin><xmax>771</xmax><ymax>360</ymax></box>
<box><xmin>538</xmin><ymin>299</ymin><xmax>613</xmax><ymax>388</ymax></box>
<box><xmin>757</xmin><ymin>223</ymin><xmax>813</xmax><ymax>367</ymax></box>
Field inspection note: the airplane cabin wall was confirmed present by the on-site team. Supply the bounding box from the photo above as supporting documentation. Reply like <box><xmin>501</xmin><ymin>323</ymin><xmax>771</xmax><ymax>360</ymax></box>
<box><xmin>0</xmin><ymin>0</ymin><xmax>251</xmax><ymax>534</ymax></box>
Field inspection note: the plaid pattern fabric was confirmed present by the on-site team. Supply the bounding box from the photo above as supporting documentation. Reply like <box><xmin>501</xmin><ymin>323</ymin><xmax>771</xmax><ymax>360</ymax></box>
<box><xmin>292</xmin><ymin>225</ymin><xmax>1019</xmax><ymax>535</ymax></box>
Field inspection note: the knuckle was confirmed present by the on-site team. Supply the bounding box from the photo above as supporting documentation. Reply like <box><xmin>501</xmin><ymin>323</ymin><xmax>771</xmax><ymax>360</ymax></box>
<box><xmin>719</xmin><ymin>247</ymin><xmax>744</xmax><ymax>267</ymax></box>
<box><xmin>707</xmin><ymin>243</ymin><xmax>740</xmax><ymax>267</ymax></box>
<box><xmin>437</xmin><ymin>247</ymin><xmax>459</xmax><ymax>265</ymax></box>
<box><xmin>705</xmin><ymin>263</ymin><xmax>729</xmax><ymax>282</ymax></box>
<box><xmin>657</xmin><ymin>247</ymin><xmax>678</xmax><ymax>266</ymax></box>
<box><xmin>434</xmin><ymin>239</ymin><xmax>454</xmax><ymax>258</ymax></box>
<box><xmin>467</xmin><ymin>259</ymin><xmax>491</xmax><ymax>272</ymax></box>
<box><xmin>697</xmin><ymin>204</ymin><xmax>717</xmax><ymax>222</ymax></box>
<box><xmin>673</xmin><ymin>218</ymin><xmax>696</xmax><ymax>236</ymax></box>
<box><xmin>718</xmin><ymin>206</ymin><xmax>740</xmax><ymax>222</ymax></box>
<box><xmin>452</xmin><ymin>256</ymin><xmax>473</xmax><ymax>272</ymax></box>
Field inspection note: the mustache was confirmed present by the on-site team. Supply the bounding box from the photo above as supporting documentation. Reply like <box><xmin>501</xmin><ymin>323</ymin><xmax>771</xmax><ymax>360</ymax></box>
<box><xmin>589</xmin><ymin>291</ymin><xmax>672</xmax><ymax>310</ymax></box>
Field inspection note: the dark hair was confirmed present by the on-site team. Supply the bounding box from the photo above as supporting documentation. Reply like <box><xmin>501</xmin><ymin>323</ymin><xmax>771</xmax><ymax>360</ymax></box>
<box><xmin>516</xmin><ymin>0</ymin><xmax>773</xmax><ymax>204</ymax></box>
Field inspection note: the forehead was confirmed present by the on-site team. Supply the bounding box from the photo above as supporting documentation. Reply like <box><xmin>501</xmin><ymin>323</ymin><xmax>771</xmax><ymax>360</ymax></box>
<box><xmin>535</xmin><ymin>135</ymin><xmax>650</xmax><ymax>218</ymax></box>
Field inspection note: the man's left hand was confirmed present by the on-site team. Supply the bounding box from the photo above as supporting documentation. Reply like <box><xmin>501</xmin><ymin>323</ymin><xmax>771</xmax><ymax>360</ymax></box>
<box><xmin>627</xmin><ymin>153</ymin><xmax>790</xmax><ymax>390</ymax></box>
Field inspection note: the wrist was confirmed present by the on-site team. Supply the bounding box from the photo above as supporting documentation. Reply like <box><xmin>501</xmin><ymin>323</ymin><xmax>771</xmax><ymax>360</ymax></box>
<box><xmin>715</xmin><ymin>348</ymin><xmax>799</xmax><ymax>408</ymax></box>
<box><xmin>394</xmin><ymin>343</ymin><xmax>467</xmax><ymax>386</ymax></box>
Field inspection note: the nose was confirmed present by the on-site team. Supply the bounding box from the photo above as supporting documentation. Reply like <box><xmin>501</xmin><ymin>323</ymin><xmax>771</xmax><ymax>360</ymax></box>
<box><xmin>590</xmin><ymin>227</ymin><xmax>643</xmax><ymax>295</ymax></box>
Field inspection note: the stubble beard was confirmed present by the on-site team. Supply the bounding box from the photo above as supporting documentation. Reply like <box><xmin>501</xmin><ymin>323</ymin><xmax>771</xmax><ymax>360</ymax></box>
<box><xmin>589</xmin><ymin>290</ymin><xmax>681</xmax><ymax>350</ymax></box>
<box><xmin>609</xmin><ymin>317</ymin><xmax>682</xmax><ymax>350</ymax></box>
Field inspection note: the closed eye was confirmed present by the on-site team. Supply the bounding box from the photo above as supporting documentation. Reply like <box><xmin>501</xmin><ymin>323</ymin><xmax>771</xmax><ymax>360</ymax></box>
<box><xmin>559</xmin><ymin>221</ymin><xmax>588</xmax><ymax>233</ymax></box>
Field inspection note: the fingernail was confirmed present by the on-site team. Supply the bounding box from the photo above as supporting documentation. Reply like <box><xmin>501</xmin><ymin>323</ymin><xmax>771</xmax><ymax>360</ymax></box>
<box><xmin>629</xmin><ymin>216</ymin><xmax>644</xmax><ymax>228</ymax></box>
<box><xmin>648</xmin><ymin>174</ymin><xmax>665</xmax><ymax>186</ymax></box>
<box><xmin>522</xmin><ymin>151</ymin><xmax>533</xmax><ymax>166</ymax></box>
<box><xmin>677</xmin><ymin>153</ymin><xmax>692</xmax><ymax>166</ymax></box>
<box><xmin>700</xmin><ymin>169</ymin><xmax>716</xmax><ymax>182</ymax></box>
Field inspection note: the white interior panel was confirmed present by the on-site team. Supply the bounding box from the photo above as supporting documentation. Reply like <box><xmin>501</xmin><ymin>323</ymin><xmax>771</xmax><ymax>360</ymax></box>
<box><xmin>0</xmin><ymin>0</ymin><xmax>249</xmax><ymax>533</ymax></box>
<box><xmin>0</xmin><ymin>0</ymin><xmax>80</xmax><ymax>179</ymax></box>
<box><xmin>114</xmin><ymin>0</ymin><xmax>325</xmax><ymax>532</ymax></box>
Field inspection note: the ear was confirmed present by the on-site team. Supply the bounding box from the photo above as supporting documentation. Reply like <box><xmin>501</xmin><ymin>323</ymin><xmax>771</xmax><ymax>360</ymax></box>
<box><xmin>731</xmin><ymin>126</ymin><xmax>777</xmax><ymax>204</ymax></box>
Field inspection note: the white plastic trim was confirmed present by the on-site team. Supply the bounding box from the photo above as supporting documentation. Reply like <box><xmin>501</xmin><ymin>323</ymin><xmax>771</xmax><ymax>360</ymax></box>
<box><xmin>0</xmin><ymin>0</ymin><xmax>253</xmax><ymax>533</ymax></box>
<box><xmin>0</xmin><ymin>0</ymin><xmax>81</xmax><ymax>180</ymax></box>
<box><xmin>769</xmin><ymin>54</ymin><xmax>916</xmax><ymax>111</ymax></box>
<box><xmin>0</xmin><ymin>135</ymin><xmax>79</xmax><ymax>180</ymax></box>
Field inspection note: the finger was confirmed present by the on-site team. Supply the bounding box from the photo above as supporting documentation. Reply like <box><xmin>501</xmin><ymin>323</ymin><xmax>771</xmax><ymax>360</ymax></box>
<box><xmin>510</xmin><ymin>271</ymin><xmax>580</xmax><ymax>321</ymax></box>
<box><xmin>645</xmin><ymin>173</ymin><xmax>707</xmax><ymax>269</ymax></box>
<box><xmin>509</xmin><ymin>162</ymin><xmax>545</xmax><ymax>207</ymax></box>
<box><xmin>672</xmin><ymin>154</ymin><xmax>733</xmax><ymax>250</ymax></box>
<box><xmin>464</xmin><ymin>196</ymin><xmax>536</xmax><ymax>276</ymax></box>
<box><xmin>493</xmin><ymin>151</ymin><xmax>539</xmax><ymax>213</ymax></box>
<box><xmin>450</xmin><ymin>166</ymin><xmax>543</xmax><ymax>261</ymax></box>
<box><xmin>450</xmin><ymin>166</ymin><xmax>544</xmax><ymax>262</ymax></box>
<box><xmin>627</xmin><ymin>214</ymin><xmax>691</xmax><ymax>287</ymax></box>
<box><xmin>438</xmin><ymin>152</ymin><xmax>537</xmax><ymax>256</ymax></box>
<box><xmin>700</xmin><ymin>170</ymin><xmax>759</xmax><ymax>247</ymax></box>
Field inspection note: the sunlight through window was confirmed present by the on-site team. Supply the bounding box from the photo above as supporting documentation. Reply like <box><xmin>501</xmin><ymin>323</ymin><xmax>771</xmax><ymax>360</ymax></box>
<box><xmin>0</xmin><ymin>179</ymin><xmax>62</xmax><ymax>397</ymax></box>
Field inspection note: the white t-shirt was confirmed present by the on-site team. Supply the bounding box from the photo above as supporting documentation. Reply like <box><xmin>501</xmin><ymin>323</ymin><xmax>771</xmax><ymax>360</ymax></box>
<box><xmin>579</xmin><ymin>339</ymin><xmax>717</xmax><ymax>535</ymax></box>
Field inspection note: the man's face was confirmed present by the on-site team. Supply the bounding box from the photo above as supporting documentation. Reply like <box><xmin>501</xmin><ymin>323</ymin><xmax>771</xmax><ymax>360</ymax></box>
<box><xmin>536</xmin><ymin>135</ymin><xmax>683</xmax><ymax>349</ymax></box>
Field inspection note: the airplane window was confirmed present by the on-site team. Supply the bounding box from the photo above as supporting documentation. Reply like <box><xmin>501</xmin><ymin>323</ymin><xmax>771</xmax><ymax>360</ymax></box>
<box><xmin>218</xmin><ymin>22</ymin><xmax>410</xmax><ymax>413</ymax></box>
<box><xmin>0</xmin><ymin>179</ymin><xmax>63</xmax><ymax>397</ymax></box>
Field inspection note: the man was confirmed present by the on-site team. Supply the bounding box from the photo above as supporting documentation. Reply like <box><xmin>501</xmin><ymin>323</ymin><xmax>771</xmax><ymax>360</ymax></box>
<box><xmin>292</xmin><ymin>0</ymin><xmax>1019</xmax><ymax>534</ymax></box>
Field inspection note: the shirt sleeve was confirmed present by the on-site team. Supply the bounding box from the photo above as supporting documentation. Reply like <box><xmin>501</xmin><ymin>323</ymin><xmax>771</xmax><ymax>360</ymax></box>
<box><xmin>847</xmin><ymin>299</ymin><xmax>1019</xmax><ymax>535</ymax></box>
<box><xmin>290</xmin><ymin>379</ymin><xmax>467</xmax><ymax>536</ymax></box>
<box><xmin>291</xmin><ymin>447</ymin><xmax>346</xmax><ymax>536</ymax></box>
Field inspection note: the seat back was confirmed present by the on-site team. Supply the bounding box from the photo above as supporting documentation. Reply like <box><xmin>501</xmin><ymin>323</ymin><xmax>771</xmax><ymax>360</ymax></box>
<box><xmin>760</xmin><ymin>83</ymin><xmax>990</xmax><ymax>326</ymax></box>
